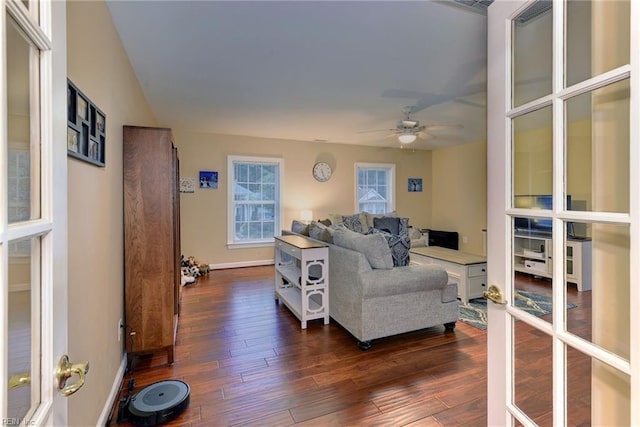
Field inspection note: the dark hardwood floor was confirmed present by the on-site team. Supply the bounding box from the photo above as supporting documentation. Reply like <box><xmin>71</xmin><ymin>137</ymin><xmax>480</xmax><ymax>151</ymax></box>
<box><xmin>107</xmin><ymin>266</ymin><xmax>591</xmax><ymax>427</ymax></box>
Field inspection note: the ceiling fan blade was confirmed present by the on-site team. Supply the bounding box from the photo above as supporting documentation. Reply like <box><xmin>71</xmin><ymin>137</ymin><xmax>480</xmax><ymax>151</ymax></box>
<box><xmin>423</xmin><ymin>124</ymin><xmax>464</xmax><ymax>131</ymax></box>
<box><xmin>357</xmin><ymin>128</ymin><xmax>395</xmax><ymax>134</ymax></box>
<box><xmin>453</xmin><ymin>99</ymin><xmax>484</xmax><ymax>108</ymax></box>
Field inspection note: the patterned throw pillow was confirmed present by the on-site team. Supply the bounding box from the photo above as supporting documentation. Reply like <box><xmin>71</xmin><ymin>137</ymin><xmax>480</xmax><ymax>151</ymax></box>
<box><xmin>342</xmin><ymin>214</ymin><xmax>365</xmax><ymax>233</ymax></box>
<box><xmin>373</xmin><ymin>216</ymin><xmax>401</xmax><ymax>235</ymax></box>
<box><xmin>367</xmin><ymin>217</ymin><xmax>411</xmax><ymax>267</ymax></box>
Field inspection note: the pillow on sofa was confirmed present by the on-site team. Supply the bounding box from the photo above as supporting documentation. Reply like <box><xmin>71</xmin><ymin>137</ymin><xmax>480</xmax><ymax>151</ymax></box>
<box><xmin>363</xmin><ymin>210</ymin><xmax>398</xmax><ymax>229</ymax></box>
<box><xmin>318</xmin><ymin>218</ymin><xmax>332</xmax><ymax>226</ymax></box>
<box><xmin>342</xmin><ymin>213</ymin><xmax>366</xmax><ymax>233</ymax></box>
<box><xmin>333</xmin><ymin>229</ymin><xmax>393</xmax><ymax>269</ymax></box>
<box><xmin>367</xmin><ymin>218</ymin><xmax>411</xmax><ymax>267</ymax></box>
<box><xmin>291</xmin><ymin>220</ymin><xmax>310</xmax><ymax>236</ymax></box>
<box><xmin>328</xmin><ymin>213</ymin><xmax>344</xmax><ymax>225</ymax></box>
<box><xmin>308</xmin><ymin>221</ymin><xmax>335</xmax><ymax>243</ymax></box>
<box><xmin>373</xmin><ymin>216</ymin><xmax>401</xmax><ymax>235</ymax></box>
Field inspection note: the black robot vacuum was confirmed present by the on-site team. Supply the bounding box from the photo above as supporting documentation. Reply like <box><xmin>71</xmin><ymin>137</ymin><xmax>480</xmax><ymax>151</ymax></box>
<box><xmin>118</xmin><ymin>380</ymin><xmax>190</xmax><ymax>426</ymax></box>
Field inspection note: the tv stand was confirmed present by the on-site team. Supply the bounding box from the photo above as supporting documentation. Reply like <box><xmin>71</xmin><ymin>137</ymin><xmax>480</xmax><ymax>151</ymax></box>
<box><xmin>514</xmin><ymin>233</ymin><xmax>592</xmax><ymax>291</ymax></box>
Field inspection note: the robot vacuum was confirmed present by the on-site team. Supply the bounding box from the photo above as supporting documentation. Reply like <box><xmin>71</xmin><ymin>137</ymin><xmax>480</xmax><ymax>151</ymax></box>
<box><xmin>118</xmin><ymin>380</ymin><xmax>190</xmax><ymax>426</ymax></box>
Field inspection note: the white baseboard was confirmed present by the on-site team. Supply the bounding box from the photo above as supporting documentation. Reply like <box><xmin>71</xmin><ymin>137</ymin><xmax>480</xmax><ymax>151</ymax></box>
<box><xmin>96</xmin><ymin>354</ymin><xmax>127</xmax><ymax>427</ymax></box>
<box><xmin>210</xmin><ymin>259</ymin><xmax>274</xmax><ymax>270</ymax></box>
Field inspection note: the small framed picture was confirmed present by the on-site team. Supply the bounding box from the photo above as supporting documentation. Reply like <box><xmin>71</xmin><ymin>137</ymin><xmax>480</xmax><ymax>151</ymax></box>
<box><xmin>77</xmin><ymin>95</ymin><xmax>88</xmax><ymax>120</ymax></box>
<box><xmin>180</xmin><ymin>177</ymin><xmax>196</xmax><ymax>193</ymax></box>
<box><xmin>96</xmin><ymin>113</ymin><xmax>105</xmax><ymax>133</ymax></box>
<box><xmin>67</xmin><ymin>127</ymin><xmax>79</xmax><ymax>152</ymax></box>
<box><xmin>408</xmin><ymin>178</ymin><xmax>423</xmax><ymax>192</ymax></box>
<box><xmin>199</xmin><ymin>171</ymin><xmax>218</xmax><ymax>189</ymax></box>
<box><xmin>88</xmin><ymin>140</ymin><xmax>99</xmax><ymax>160</ymax></box>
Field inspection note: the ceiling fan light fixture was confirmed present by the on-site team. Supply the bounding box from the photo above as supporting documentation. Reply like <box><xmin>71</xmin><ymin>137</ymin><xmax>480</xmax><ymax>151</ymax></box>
<box><xmin>398</xmin><ymin>133</ymin><xmax>417</xmax><ymax>144</ymax></box>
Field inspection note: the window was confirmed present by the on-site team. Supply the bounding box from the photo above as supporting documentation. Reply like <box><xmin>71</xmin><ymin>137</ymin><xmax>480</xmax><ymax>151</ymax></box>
<box><xmin>355</xmin><ymin>163</ymin><xmax>395</xmax><ymax>213</ymax></box>
<box><xmin>228</xmin><ymin>156</ymin><xmax>283</xmax><ymax>247</ymax></box>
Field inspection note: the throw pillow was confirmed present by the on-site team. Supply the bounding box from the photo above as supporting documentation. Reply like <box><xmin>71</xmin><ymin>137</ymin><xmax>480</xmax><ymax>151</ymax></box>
<box><xmin>327</xmin><ymin>213</ymin><xmax>344</xmax><ymax>226</ymax></box>
<box><xmin>363</xmin><ymin>210</ymin><xmax>398</xmax><ymax>229</ymax></box>
<box><xmin>367</xmin><ymin>227</ymin><xmax>411</xmax><ymax>267</ymax></box>
<box><xmin>291</xmin><ymin>220</ymin><xmax>310</xmax><ymax>236</ymax></box>
<box><xmin>342</xmin><ymin>213</ymin><xmax>365</xmax><ymax>233</ymax></box>
<box><xmin>333</xmin><ymin>229</ymin><xmax>393</xmax><ymax>269</ymax></box>
<box><xmin>318</xmin><ymin>218</ymin><xmax>332</xmax><ymax>226</ymax></box>
<box><xmin>308</xmin><ymin>221</ymin><xmax>333</xmax><ymax>243</ymax></box>
<box><xmin>373</xmin><ymin>216</ymin><xmax>401</xmax><ymax>235</ymax></box>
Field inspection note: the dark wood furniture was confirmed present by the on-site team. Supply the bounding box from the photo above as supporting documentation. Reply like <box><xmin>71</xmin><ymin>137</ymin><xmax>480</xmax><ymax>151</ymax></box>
<box><xmin>123</xmin><ymin>125</ymin><xmax>180</xmax><ymax>364</ymax></box>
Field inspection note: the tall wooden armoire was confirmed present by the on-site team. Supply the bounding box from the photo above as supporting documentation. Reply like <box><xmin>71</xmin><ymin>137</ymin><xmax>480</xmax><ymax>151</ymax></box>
<box><xmin>123</xmin><ymin>126</ymin><xmax>181</xmax><ymax>364</ymax></box>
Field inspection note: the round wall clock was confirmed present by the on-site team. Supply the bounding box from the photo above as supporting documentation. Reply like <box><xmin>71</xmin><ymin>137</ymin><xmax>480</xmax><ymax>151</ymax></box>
<box><xmin>312</xmin><ymin>162</ymin><xmax>332</xmax><ymax>182</ymax></box>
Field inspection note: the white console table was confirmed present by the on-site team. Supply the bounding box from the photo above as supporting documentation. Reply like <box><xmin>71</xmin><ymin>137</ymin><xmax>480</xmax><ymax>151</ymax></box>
<box><xmin>410</xmin><ymin>246</ymin><xmax>487</xmax><ymax>303</ymax></box>
<box><xmin>274</xmin><ymin>235</ymin><xmax>329</xmax><ymax>328</ymax></box>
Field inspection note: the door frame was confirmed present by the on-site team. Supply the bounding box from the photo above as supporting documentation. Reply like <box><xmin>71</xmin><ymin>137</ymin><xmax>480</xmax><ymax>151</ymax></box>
<box><xmin>1</xmin><ymin>0</ymin><xmax>68</xmax><ymax>424</ymax></box>
<box><xmin>487</xmin><ymin>0</ymin><xmax>639</xmax><ymax>425</ymax></box>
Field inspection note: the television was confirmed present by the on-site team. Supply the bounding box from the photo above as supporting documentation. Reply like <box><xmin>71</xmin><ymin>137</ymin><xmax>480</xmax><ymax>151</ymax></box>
<box><xmin>513</xmin><ymin>194</ymin><xmax>572</xmax><ymax>235</ymax></box>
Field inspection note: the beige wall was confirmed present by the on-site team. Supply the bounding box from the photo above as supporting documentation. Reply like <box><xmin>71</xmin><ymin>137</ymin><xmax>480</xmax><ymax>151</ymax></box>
<box><xmin>431</xmin><ymin>140</ymin><xmax>487</xmax><ymax>255</ymax></box>
<box><xmin>66</xmin><ymin>2</ymin><xmax>157</xmax><ymax>425</ymax></box>
<box><xmin>174</xmin><ymin>129</ymin><xmax>434</xmax><ymax>265</ymax></box>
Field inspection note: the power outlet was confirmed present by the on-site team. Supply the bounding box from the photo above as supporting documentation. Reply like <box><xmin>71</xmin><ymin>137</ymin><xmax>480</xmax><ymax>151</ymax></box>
<box><xmin>462</xmin><ymin>236</ymin><xmax>469</xmax><ymax>244</ymax></box>
<box><xmin>118</xmin><ymin>319</ymin><xmax>124</xmax><ymax>342</ymax></box>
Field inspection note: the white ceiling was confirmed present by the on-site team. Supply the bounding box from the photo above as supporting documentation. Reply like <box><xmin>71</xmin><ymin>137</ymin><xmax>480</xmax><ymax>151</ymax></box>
<box><xmin>106</xmin><ymin>1</ymin><xmax>488</xmax><ymax>150</ymax></box>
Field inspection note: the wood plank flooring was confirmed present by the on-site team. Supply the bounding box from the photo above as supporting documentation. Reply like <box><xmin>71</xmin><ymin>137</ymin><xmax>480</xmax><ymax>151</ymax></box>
<box><xmin>107</xmin><ymin>266</ymin><xmax>591</xmax><ymax>426</ymax></box>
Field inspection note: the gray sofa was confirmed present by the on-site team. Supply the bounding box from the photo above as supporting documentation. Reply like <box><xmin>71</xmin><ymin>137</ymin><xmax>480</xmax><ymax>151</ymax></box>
<box><xmin>284</xmin><ymin>224</ymin><xmax>459</xmax><ymax>350</ymax></box>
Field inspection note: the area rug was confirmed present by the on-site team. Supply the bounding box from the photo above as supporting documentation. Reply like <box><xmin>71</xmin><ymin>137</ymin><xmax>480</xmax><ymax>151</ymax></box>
<box><xmin>458</xmin><ymin>290</ymin><xmax>577</xmax><ymax>330</ymax></box>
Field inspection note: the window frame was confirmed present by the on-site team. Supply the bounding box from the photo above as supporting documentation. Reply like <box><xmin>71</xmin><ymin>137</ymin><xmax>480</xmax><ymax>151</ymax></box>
<box><xmin>354</xmin><ymin>162</ymin><xmax>396</xmax><ymax>214</ymax></box>
<box><xmin>227</xmin><ymin>155</ymin><xmax>284</xmax><ymax>248</ymax></box>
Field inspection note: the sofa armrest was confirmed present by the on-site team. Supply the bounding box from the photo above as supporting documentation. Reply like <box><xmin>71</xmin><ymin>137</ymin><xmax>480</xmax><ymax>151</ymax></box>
<box><xmin>359</xmin><ymin>264</ymin><xmax>448</xmax><ymax>299</ymax></box>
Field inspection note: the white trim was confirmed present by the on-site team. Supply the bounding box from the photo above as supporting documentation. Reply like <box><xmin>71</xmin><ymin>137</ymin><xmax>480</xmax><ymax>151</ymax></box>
<box><xmin>629</xmin><ymin>0</ymin><xmax>640</xmax><ymax>423</ymax></box>
<box><xmin>210</xmin><ymin>259</ymin><xmax>274</xmax><ymax>270</ymax></box>
<box><xmin>227</xmin><ymin>241</ymin><xmax>274</xmax><ymax>249</ymax></box>
<box><xmin>6</xmin><ymin>0</ymin><xmax>52</xmax><ymax>50</ymax></box>
<box><xmin>96</xmin><ymin>354</ymin><xmax>127</xmax><ymax>427</ymax></box>
<box><xmin>227</xmin><ymin>155</ymin><xmax>284</xmax><ymax>246</ymax></box>
<box><xmin>354</xmin><ymin>162</ymin><xmax>396</xmax><ymax>213</ymax></box>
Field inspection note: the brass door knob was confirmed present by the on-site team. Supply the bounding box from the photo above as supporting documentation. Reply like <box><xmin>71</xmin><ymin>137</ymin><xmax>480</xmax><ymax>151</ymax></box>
<box><xmin>55</xmin><ymin>355</ymin><xmax>89</xmax><ymax>397</ymax></box>
<box><xmin>483</xmin><ymin>285</ymin><xmax>506</xmax><ymax>305</ymax></box>
<box><xmin>8</xmin><ymin>372</ymin><xmax>30</xmax><ymax>390</ymax></box>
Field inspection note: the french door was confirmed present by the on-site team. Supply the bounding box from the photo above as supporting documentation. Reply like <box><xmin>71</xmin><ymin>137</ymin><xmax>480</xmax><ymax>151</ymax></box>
<box><xmin>2</xmin><ymin>0</ymin><xmax>72</xmax><ymax>424</ymax></box>
<box><xmin>487</xmin><ymin>0</ymin><xmax>638</xmax><ymax>425</ymax></box>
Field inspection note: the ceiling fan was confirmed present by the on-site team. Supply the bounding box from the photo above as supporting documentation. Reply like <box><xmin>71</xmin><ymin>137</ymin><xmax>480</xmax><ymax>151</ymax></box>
<box><xmin>362</xmin><ymin>106</ymin><xmax>462</xmax><ymax>145</ymax></box>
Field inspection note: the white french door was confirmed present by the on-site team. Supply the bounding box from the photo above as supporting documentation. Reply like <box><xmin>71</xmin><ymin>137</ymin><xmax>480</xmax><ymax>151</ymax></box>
<box><xmin>2</xmin><ymin>0</ymin><xmax>71</xmax><ymax>425</ymax></box>
<box><xmin>487</xmin><ymin>0</ymin><xmax>638</xmax><ymax>425</ymax></box>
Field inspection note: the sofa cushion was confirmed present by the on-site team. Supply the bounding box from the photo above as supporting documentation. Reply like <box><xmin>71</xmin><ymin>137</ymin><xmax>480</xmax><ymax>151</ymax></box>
<box><xmin>333</xmin><ymin>229</ymin><xmax>393</xmax><ymax>270</ymax></box>
<box><xmin>291</xmin><ymin>220</ymin><xmax>310</xmax><ymax>236</ymax></box>
<box><xmin>367</xmin><ymin>228</ymin><xmax>410</xmax><ymax>267</ymax></box>
<box><xmin>318</xmin><ymin>218</ymin><xmax>332</xmax><ymax>226</ymax></box>
<box><xmin>342</xmin><ymin>214</ymin><xmax>366</xmax><ymax>233</ymax></box>
<box><xmin>373</xmin><ymin>216</ymin><xmax>401</xmax><ymax>235</ymax></box>
<box><xmin>308</xmin><ymin>221</ymin><xmax>335</xmax><ymax>243</ymax></box>
<box><xmin>360</xmin><ymin>264</ymin><xmax>449</xmax><ymax>298</ymax></box>
<box><xmin>363</xmin><ymin>210</ymin><xmax>398</xmax><ymax>229</ymax></box>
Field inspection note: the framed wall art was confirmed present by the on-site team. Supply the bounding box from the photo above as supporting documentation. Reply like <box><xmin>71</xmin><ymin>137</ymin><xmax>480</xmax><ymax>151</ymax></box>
<box><xmin>67</xmin><ymin>79</ymin><xmax>106</xmax><ymax>167</ymax></box>
<box><xmin>408</xmin><ymin>178</ymin><xmax>423</xmax><ymax>192</ymax></box>
<box><xmin>199</xmin><ymin>171</ymin><xmax>218</xmax><ymax>189</ymax></box>
<box><xmin>180</xmin><ymin>177</ymin><xmax>196</xmax><ymax>193</ymax></box>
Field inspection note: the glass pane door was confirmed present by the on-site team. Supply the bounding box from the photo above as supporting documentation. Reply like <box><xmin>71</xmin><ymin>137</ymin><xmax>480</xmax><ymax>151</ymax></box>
<box><xmin>487</xmin><ymin>0</ymin><xmax>637</xmax><ymax>424</ymax></box>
